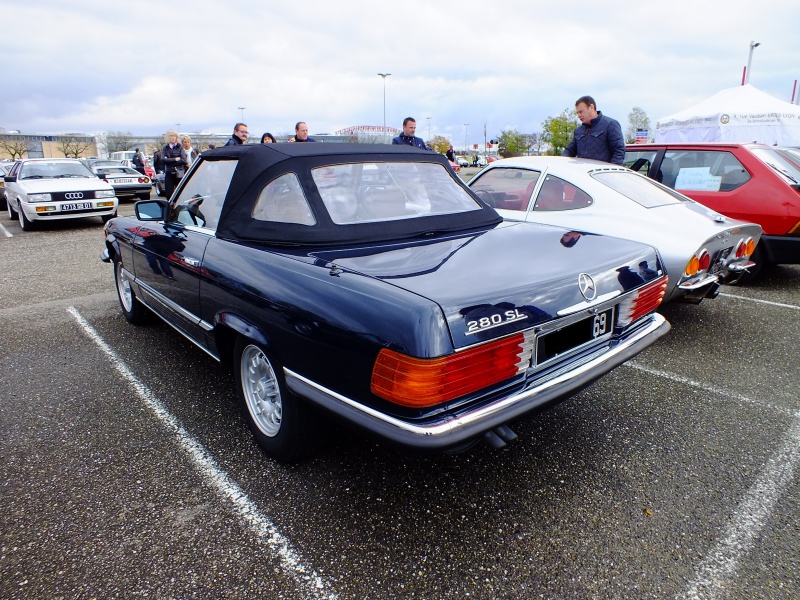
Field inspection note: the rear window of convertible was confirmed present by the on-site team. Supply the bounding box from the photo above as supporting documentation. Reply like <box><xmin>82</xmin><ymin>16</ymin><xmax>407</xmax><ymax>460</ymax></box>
<box><xmin>311</xmin><ymin>162</ymin><xmax>482</xmax><ymax>224</ymax></box>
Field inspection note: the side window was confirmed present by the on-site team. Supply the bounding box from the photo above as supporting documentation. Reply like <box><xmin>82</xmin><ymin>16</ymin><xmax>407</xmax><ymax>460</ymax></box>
<box><xmin>469</xmin><ymin>168</ymin><xmax>541</xmax><ymax>211</ymax></box>
<box><xmin>253</xmin><ymin>172</ymin><xmax>316</xmax><ymax>225</ymax></box>
<box><xmin>708</xmin><ymin>151</ymin><xmax>751</xmax><ymax>191</ymax></box>
<box><xmin>624</xmin><ymin>151</ymin><xmax>657</xmax><ymax>176</ymax></box>
<box><xmin>666</xmin><ymin>150</ymin><xmax>749</xmax><ymax>192</ymax></box>
<box><xmin>171</xmin><ymin>159</ymin><xmax>237</xmax><ymax>230</ymax></box>
<box><xmin>533</xmin><ymin>175</ymin><xmax>593</xmax><ymax>211</ymax></box>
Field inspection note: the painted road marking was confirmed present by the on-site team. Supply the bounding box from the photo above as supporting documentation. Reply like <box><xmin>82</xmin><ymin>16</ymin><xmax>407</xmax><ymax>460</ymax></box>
<box><xmin>68</xmin><ymin>306</ymin><xmax>337</xmax><ymax>600</ymax></box>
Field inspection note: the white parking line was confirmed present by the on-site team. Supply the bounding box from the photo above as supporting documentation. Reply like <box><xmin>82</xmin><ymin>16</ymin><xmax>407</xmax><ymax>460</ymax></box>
<box><xmin>719</xmin><ymin>291</ymin><xmax>800</xmax><ymax>310</ymax></box>
<box><xmin>625</xmin><ymin>363</ymin><xmax>795</xmax><ymax>416</ymax></box>
<box><xmin>67</xmin><ymin>307</ymin><xmax>337</xmax><ymax>600</ymax></box>
<box><xmin>680</xmin><ymin>413</ymin><xmax>800</xmax><ymax>600</ymax></box>
<box><xmin>0</xmin><ymin>221</ymin><xmax>12</xmax><ymax>238</ymax></box>
<box><xmin>624</xmin><ymin>362</ymin><xmax>799</xmax><ymax>600</ymax></box>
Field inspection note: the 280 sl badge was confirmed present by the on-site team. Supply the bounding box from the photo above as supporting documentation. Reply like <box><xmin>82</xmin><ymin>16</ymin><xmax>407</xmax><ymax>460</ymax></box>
<box><xmin>466</xmin><ymin>308</ymin><xmax>528</xmax><ymax>335</ymax></box>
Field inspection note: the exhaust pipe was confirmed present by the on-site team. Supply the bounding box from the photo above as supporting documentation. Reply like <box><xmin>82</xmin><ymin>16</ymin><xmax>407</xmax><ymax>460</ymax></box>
<box><xmin>483</xmin><ymin>424</ymin><xmax>518</xmax><ymax>449</ymax></box>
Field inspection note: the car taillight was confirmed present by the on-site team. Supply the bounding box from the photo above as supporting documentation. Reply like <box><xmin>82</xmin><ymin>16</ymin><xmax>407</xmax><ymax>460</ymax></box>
<box><xmin>617</xmin><ymin>276</ymin><xmax>668</xmax><ymax>327</ymax></box>
<box><xmin>371</xmin><ymin>331</ymin><xmax>534</xmax><ymax>408</ymax></box>
<box><xmin>685</xmin><ymin>249</ymin><xmax>710</xmax><ymax>276</ymax></box>
<box><xmin>139</xmin><ymin>177</ymin><xmax>150</xmax><ymax>184</ymax></box>
<box><xmin>735</xmin><ymin>237</ymin><xmax>756</xmax><ymax>258</ymax></box>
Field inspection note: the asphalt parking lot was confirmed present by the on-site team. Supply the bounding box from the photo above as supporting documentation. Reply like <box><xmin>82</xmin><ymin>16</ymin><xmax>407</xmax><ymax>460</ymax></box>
<box><xmin>1</xmin><ymin>201</ymin><xmax>798</xmax><ymax>599</ymax></box>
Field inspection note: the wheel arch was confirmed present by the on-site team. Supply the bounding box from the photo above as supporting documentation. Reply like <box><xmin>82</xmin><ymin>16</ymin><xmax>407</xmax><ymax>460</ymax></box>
<box><xmin>213</xmin><ymin>312</ymin><xmax>271</xmax><ymax>366</ymax></box>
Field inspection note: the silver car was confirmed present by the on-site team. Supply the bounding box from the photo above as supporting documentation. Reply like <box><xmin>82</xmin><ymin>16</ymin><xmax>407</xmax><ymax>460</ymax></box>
<box><xmin>468</xmin><ymin>156</ymin><xmax>762</xmax><ymax>303</ymax></box>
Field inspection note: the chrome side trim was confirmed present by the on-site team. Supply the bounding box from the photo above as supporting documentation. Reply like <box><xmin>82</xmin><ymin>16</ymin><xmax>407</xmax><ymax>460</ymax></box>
<box><xmin>135</xmin><ymin>276</ymin><xmax>214</xmax><ymax>332</ymax></box>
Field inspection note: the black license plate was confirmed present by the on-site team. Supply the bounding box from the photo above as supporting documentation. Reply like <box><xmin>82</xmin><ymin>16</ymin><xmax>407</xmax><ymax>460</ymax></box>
<box><xmin>536</xmin><ymin>308</ymin><xmax>613</xmax><ymax>365</ymax></box>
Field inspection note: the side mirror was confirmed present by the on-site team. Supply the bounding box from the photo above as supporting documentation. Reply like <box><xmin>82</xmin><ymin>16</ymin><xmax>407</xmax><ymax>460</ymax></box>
<box><xmin>4</xmin><ymin>175</ymin><xmax>16</xmax><ymax>183</ymax></box>
<box><xmin>135</xmin><ymin>199</ymin><xmax>170</xmax><ymax>221</ymax></box>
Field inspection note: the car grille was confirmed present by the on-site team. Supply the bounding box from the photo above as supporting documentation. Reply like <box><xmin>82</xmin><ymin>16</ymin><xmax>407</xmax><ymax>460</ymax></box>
<box><xmin>50</xmin><ymin>191</ymin><xmax>98</xmax><ymax>201</ymax></box>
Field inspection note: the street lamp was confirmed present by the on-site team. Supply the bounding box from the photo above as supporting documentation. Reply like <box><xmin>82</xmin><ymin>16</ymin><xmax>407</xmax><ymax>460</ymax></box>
<box><xmin>377</xmin><ymin>73</ymin><xmax>391</xmax><ymax>143</ymax></box>
<box><xmin>464</xmin><ymin>123</ymin><xmax>469</xmax><ymax>154</ymax></box>
<box><xmin>426</xmin><ymin>116</ymin><xmax>432</xmax><ymax>142</ymax></box>
<box><xmin>238</xmin><ymin>106</ymin><xmax>246</xmax><ymax>122</ymax></box>
<box><xmin>745</xmin><ymin>41</ymin><xmax>760</xmax><ymax>84</ymax></box>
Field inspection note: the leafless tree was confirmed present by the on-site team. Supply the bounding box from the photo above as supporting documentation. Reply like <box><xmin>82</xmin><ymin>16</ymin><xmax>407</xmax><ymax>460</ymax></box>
<box><xmin>0</xmin><ymin>137</ymin><xmax>32</xmax><ymax>160</ymax></box>
<box><xmin>103</xmin><ymin>130</ymin><xmax>136</xmax><ymax>153</ymax></box>
<box><xmin>56</xmin><ymin>135</ymin><xmax>94</xmax><ymax>158</ymax></box>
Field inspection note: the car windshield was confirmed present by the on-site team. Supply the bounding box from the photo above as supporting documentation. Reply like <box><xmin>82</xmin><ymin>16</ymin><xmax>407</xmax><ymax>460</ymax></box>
<box><xmin>312</xmin><ymin>161</ymin><xmax>481</xmax><ymax>224</ymax></box>
<box><xmin>750</xmin><ymin>147</ymin><xmax>800</xmax><ymax>185</ymax></box>
<box><xmin>592</xmin><ymin>170</ymin><xmax>690</xmax><ymax>208</ymax></box>
<box><xmin>20</xmin><ymin>161</ymin><xmax>93</xmax><ymax>180</ymax></box>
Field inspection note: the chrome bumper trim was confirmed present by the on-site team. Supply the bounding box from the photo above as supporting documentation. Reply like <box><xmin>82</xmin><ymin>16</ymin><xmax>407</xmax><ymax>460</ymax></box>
<box><xmin>285</xmin><ymin>313</ymin><xmax>670</xmax><ymax>450</ymax></box>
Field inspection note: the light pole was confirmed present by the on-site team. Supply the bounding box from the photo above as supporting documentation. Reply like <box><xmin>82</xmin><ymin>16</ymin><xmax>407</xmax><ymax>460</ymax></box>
<box><xmin>426</xmin><ymin>116</ymin><xmax>432</xmax><ymax>142</ymax></box>
<box><xmin>377</xmin><ymin>73</ymin><xmax>391</xmax><ymax>143</ymax></box>
<box><xmin>745</xmin><ymin>41</ymin><xmax>760</xmax><ymax>84</ymax></box>
<box><xmin>238</xmin><ymin>106</ymin><xmax>246</xmax><ymax>122</ymax></box>
<box><xmin>464</xmin><ymin>123</ymin><xmax>469</xmax><ymax>154</ymax></box>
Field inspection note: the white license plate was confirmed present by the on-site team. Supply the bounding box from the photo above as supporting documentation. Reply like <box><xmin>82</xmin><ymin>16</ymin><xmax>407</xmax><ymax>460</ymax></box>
<box><xmin>62</xmin><ymin>202</ymin><xmax>92</xmax><ymax>211</ymax></box>
<box><xmin>115</xmin><ymin>179</ymin><xmax>134</xmax><ymax>183</ymax></box>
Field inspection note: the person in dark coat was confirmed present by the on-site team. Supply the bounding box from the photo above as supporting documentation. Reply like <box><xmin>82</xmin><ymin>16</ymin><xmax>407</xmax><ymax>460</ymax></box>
<box><xmin>131</xmin><ymin>148</ymin><xmax>145</xmax><ymax>174</ymax></box>
<box><xmin>562</xmin><ymin>95</ymin><xmax>625</xmax><ymax>165</ymax></box>
<box><xmin>161</xmin><ymin>129</ymin><xmax>184</xmax><ymax>198</ymax></box>
<box><xmin>224</xmin><ymin>123</ymin><xmax>249</xmax><ymax>146</ymax></box>
<box><xmin>392</xmin><ymin>117</ymin><xmax>428</xmax><ymax>150</ymax></box>
<box><xmin>153</xmin><ymin>148</ymin><xmax>164</xmax><ymax>174</ymax></box>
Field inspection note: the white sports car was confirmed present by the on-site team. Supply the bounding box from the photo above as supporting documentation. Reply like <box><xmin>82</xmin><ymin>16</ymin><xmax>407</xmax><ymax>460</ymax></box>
<box><xmin>468</xmin><ymin>156</ymin><xmax>762</xmax><ymax>303</ymax></box>
<box><xmin>4</xmin><ymin>158</ymin><xmax>118</xmax><ymax>231</ymax></box>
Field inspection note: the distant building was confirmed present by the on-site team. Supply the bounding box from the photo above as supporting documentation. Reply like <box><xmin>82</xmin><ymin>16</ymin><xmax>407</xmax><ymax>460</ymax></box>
<box><xmin>0</xmin><ymin>132</ymin><xmax>99</xmax><ymax>160</ymax></box>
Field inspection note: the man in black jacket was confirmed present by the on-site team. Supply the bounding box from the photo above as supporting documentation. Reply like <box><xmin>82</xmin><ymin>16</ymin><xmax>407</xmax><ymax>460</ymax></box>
<box><xmin>392</xmin><ymin>117</ymin><xmax>428</xmax><ymax>150</ymax></box>
<box><xmin>225</xmin><ymin>123</ymin><xmax>249</xmax><ymax>146</ymax></box>
<box><xmin>131</xmin><ymin>148</ymin><xmax>145</xmax><ymax>174</ymax></box>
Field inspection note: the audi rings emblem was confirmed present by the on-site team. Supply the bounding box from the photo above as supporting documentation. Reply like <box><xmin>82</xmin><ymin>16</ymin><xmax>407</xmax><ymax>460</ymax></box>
<box><xmin>64</xmin><ymin>192</ymin><xmax>84</xmax><ymax>200</ymax></box>
<box><xmin>578</xmin><ymin>273</ymin><xmax>597</xmax><ymax>301</ymax></box>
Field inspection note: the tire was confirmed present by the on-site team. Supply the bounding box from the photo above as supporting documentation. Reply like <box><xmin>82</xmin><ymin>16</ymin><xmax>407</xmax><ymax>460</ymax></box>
<box><xmin>114</xmin><ymin>258</ymin><xmax>150</xmax><ymax>325</ymax></box>
<box><xmin>156</xmin><ymin>182</ymin><xmax>165</xmax><ymax>197</ymax></box>
<box><xmin>233</xmin><ymin>337</ymin><xmax>326</xmax><ymax>462</ymax></box>
<box><xmin>7</xmin><ymin>197</ymin><xmax>17</xmax><ymax>219</ymax></box>
<box><xmin>18</xmin><ymin>205</ymin><xmax>34</xmax><ymax>231</ymax></box>
<box><xmin>101</xmin><ymin>211</ymin><xmax>117</xmax><ymax>224</ymax></box>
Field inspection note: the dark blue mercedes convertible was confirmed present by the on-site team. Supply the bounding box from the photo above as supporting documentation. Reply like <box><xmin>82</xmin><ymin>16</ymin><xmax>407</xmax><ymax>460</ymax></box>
<box><xmin>101</xmin><ymin>143</ymin><xmax>670</xmax><ymax>461</ymax></box>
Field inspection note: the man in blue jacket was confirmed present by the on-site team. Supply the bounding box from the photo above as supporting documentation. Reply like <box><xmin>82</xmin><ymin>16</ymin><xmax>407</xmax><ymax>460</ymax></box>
<box><xmin>562</xmin><ymin>96</ymin><xmax>625</xmax><ymax>164</ymax></box>
<box><xmin>392</xmin><ymin>117</ymin><xmax>428</xmax><ymax>149</ymax></box>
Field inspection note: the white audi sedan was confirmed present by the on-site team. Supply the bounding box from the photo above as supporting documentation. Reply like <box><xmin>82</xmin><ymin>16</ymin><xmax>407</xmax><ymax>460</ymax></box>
<box><xmin>468</xmin><ymin>156</ymin><xmax>762</xmax><ymax>303</ymax></box>
<box><xmin>4</xmin><ymin>158</ymin><xmax>118</xmax><ymax>230</ymax></box>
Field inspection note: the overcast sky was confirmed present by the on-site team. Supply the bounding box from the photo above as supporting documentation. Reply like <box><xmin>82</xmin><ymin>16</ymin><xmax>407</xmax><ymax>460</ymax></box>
<box><xmin>1</xmin><ymin>0</ymin><xmax>798</xmax><ymax>148</ymax></box>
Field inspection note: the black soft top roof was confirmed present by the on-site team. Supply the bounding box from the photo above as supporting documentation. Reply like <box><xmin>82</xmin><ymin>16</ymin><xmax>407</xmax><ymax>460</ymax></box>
<box><xmin>204</xmin><ymin>143</ymin><xmax>502</xmax><ymax>246</ymax></box>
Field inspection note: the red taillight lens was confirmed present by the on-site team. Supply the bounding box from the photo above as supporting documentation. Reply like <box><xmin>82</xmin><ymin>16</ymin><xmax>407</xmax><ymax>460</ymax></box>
<box><xmin>139</xmin><ymin>177</ymin><xmax>150</xmax><ymax>184</ymax></box>
<box><xmin>371</xmin><ymin>332</ymin><xmax>533</xmax><ymax>408</ymax></box>
<box><xmin>617</xmin><ymin>276</ymin><xmax>668</xmax><ymax>327</ymax></box>
<box><xmin>698</xmin><ymin>250</ymin><xmax>710</xmax><ymax>271</ymax></box>
<box><xmin>735</xmin><ymin>237</ymin><xmax>756</xmax><ymax>258</ymax></box>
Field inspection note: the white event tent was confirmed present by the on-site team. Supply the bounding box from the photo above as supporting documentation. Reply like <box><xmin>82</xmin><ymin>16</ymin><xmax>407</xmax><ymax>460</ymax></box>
<box><xmin>654</xmin><ymin>84</ymin><xmax>800</xmax><ymax>145</ymax></box>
